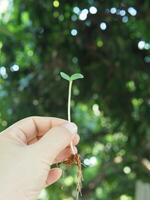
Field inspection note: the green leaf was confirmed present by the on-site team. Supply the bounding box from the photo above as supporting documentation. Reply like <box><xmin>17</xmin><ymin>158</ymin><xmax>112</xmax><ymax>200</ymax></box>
<box><xmin>60</xmin><ymin>72</ymin><xmax>70</xmax><ymax>81</ymax></box>
<box><xmin>70</xmin><ymin>73</ymin><xmax>84</xmax><ymax>81</ymax></box>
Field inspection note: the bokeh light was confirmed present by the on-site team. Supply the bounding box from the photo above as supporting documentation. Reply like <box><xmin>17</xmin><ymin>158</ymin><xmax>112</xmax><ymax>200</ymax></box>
<box><xmin>128</xmin><ymin>7</ymin><xmax>137</xmax><ymax>16</ymax></box>
<box><xmin>79</xmin><ymin>9</ymin><xmax>88</xmax><ymax>21</ymax></box>
<box><xmin>100</xmin><ymin>22</ymin><xmax>107</xmax><ymax>30</ymax></box>
<box><xmin>73</xmin><ymin>6</ymin><xmax>80</xmax><ymax>15</ymax></box>
<box><xmin>71</xmin><ymin>29</ymin><xmax>78</xmax><ymax>36</ymax></box>
<box><xmin>119</xmin><ymin>10</ymin><xmax>126</xmax><ymax>16</ymax></box>
<box><xmin>138</xmin><ymin>40</ymin><xmax>145</xmax><ymax>50</ymax></box>
<box><xmin>10</xmin><ymin>64</ymin><xmax>19</xmax><ymax>72</ymax></box>
<box><xmin>53</xmin><ymin>0</ymin><xmax>59</xmax><ymax>8</ymax></box>
<box><xmin>122</xmin><ymin>16</ymin><xmax>128</xmax><ymax>23</ymax></box>
<box><xmin>0</xmin><ymin>0</ymin><xmax>9</xmax><ymax>14</ymax></box>
<box><xmin>89</xmin><ymin>6</ymin><xmax>97</xmax><ymax>14</ymax></box>
<box><xmin>110</xmin><ymin>7</ymin><xmax>117</xmax><ymax>14</ymax></box>
<box><xmin>123</xmin><ymin>166</ymin><xmax>131</xmax><ymax>174</ymax></box>
<box><xmin>0</xmin><ymin>66</ymin><xmax>8</xmax><ymax>79</ymax></box>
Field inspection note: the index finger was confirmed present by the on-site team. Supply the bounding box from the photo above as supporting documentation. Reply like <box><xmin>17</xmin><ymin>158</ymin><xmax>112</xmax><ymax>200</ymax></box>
<box><xmin>5</xmin><ymin>116</ymin><xmax>68</xmax><ymax>144</ymax></box>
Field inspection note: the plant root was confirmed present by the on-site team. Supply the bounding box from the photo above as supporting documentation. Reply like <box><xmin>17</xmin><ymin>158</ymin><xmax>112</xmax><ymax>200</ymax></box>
<box><xmin>64</xmin><ymin>154</ymin><xmax>83</xmax><ymax>200</ymax></box>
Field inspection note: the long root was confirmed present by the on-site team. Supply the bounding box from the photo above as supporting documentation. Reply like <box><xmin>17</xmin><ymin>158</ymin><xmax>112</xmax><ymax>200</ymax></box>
<box><xmin>64</xmin><ymin>154</ymin><xmax>83</xmax><ymax>199</ymax></box>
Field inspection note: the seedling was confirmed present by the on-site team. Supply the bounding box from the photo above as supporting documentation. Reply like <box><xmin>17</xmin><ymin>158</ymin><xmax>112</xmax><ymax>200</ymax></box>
<box><xmin>60</xmin><ymin>72</ymin><xmax>84</xmax><ymax>199</ymax></box>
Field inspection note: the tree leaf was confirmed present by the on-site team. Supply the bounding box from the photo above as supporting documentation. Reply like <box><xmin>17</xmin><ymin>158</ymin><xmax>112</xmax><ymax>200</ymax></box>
<box><xmin>60</xmin><ymin>72</ymin><xmax>70</xmax><ymax>81</ymax></box>
<box><xmin>70</xmin><ymin>73</ymin><xmax>84</xmax><ymax>81</ymax></box>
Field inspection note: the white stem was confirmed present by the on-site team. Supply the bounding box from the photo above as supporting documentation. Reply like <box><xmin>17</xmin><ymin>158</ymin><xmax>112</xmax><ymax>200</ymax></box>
<box><xmin>68</xmin><ymin>81</ymin><xmax>72</xmax><ymax>122</ymax></box>
<box><xmin>68</xmin><ymin>80</ymin><xmax>76</xmax><ymax>155</ymax></box>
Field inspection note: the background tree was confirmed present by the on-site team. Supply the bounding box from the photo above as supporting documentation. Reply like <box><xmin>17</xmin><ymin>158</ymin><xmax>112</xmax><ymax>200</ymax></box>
<box><xmin>0</xmin><ymin>0</ymin><xmax>150</xmax><ymax>199</ymax></box>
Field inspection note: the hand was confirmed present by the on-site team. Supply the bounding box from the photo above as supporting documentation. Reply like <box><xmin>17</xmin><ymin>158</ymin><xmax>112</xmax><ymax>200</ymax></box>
<box><xmin>0</xmin><ymin>116</ymin><xmax>79</xmax><ymax>200</ymax></box>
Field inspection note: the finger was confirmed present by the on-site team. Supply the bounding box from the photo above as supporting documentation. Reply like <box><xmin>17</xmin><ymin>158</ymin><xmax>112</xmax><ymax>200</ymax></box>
<box><xmin>6</xmin><ymin>116</ymin><xmax>68</xmax><ymax>144</ymax></box>
<box><xmin>28</xmin><ymin>132</ymin><xmax>80</xmax><ymax>145</ymax></box>
<box><xmin>73</xmin><ymin>134</ymin><xmax>80</xmax><ymax>145</ymax></box>
<box><xmin>45</xmin><ymin>168</ymin><xmax>62</xmax><ymax>187</ymax></box>
<box><xmin>54</xmin><ymin>146</ymin><xmax>78</xmax><ymax>164</ymax></box>
<box><xmin>32</xmin><ymin>122</ymin><xmax>78</xmax><ymax>163</ymax></box>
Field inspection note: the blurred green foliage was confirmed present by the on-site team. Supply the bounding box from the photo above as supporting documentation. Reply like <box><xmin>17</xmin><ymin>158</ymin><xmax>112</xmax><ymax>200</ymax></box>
<box><xmin>0</xmin><ymin>0</ymin><xmax>150</xmax><ymax>199</ymax></box>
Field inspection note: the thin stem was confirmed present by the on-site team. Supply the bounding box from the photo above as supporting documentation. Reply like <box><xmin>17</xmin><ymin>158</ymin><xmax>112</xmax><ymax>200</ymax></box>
<box><xmin>68</xmin><ymin>80</ymin><xmax>76</xmax><ymax>155</ymax></box>
<box><xmin>68</xmin><ymin>80</ymin><xmax>73</xmax><ymax>122</ymax></box>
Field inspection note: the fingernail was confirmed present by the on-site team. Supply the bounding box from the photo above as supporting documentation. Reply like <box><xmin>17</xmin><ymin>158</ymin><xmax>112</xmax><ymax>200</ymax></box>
<box><xmin>62</xmin><ymin>122</ymin><xmax>78</xmax><ymax>134</ymax></box>
<box><xmin>71</xmin><ymin>144</ymin><xmax>78</xmax><ymax>155</ymax></box>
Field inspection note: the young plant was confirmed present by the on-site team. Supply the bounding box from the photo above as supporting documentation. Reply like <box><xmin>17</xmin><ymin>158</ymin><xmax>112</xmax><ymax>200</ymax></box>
<box><xmin>60</xmin><ymin>71</ymin><xmax>84</xmax><ymax>199</ymax></box>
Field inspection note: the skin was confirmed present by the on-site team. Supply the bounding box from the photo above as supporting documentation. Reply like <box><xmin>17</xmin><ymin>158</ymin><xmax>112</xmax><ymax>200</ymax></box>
<box><xmin>0</xmin><ymin>116</ymin><xmax>79</xmax><ymax>200</ymax></box>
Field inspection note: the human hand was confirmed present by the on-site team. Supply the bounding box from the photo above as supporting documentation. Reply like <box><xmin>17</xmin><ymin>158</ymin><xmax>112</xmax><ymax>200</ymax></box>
<box><xmin>0</xmin><ymin>116</ymin><xmax>79</xmax><ymax>200</ymax></box>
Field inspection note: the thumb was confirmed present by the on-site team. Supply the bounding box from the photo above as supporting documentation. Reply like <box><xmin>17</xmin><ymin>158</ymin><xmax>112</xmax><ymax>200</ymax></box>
<box><xmin>45</xmin><ymin>168</ymin><xmax>62</xmax><ymax>187</ymax></box>
<box><xmin>32</xmin><ymin>122</ymin><xmax>78</xmax><ymax>163</ymax></box>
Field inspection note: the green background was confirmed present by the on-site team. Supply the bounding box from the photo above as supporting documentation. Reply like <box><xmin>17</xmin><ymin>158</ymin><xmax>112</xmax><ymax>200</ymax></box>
<box><xmin>0</xmin><ymin>0</ymin><xmax>150</xmax><ymax>199</ymax></box>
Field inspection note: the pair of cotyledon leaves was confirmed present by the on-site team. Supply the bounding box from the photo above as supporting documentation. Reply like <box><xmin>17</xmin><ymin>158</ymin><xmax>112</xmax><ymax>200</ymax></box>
<box><xmin>60</xmin><ymin>72</ymin><xmax>84</xmax><ymax>81</ymax></box>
